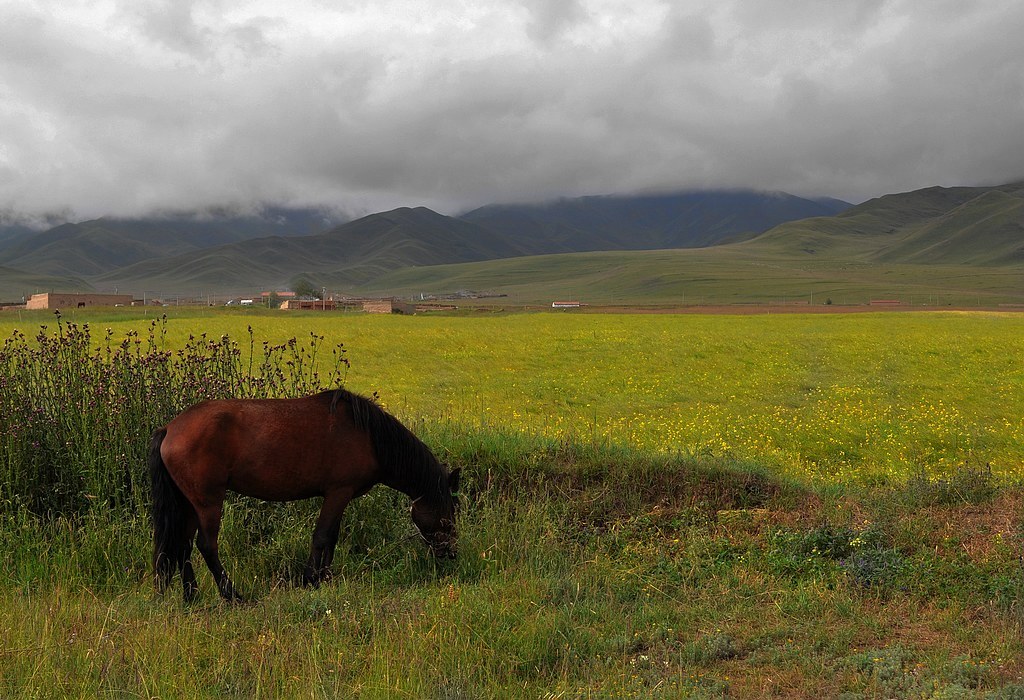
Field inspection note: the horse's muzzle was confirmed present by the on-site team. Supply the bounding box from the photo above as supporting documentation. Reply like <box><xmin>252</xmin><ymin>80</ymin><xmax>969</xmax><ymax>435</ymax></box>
<box><xmin>429</xmin><ymin>540</ymin><xmax>457</xmax><ymax>560</ymax></box>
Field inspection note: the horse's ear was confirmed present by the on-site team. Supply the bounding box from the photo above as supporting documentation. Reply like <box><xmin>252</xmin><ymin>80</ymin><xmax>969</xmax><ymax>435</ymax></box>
<box><xmin>448</xmin><ymin>467</ymin><xmax>461</xmax><ymax>493</ymax></box>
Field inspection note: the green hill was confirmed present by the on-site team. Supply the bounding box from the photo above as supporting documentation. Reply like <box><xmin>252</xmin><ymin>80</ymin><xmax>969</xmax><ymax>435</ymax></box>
<box><xmin>0</xmin><ymin>265</ymin><xmax>92</xmax><ymax>302</ymax></box>
<box><xmin>874</xmin><ymin>190</ymin><xmax>1024</xmax><ymax>265</ymax></box>
<box><xmin>744</xmin><ymin>183</ymin><xmax>1024</xmax><ymax>264</ymax></box>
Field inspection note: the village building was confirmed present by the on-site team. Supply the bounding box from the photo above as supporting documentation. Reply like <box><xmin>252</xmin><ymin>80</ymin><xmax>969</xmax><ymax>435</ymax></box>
<box><xmin>362</xmin><ymin>299</ymin><xmax>415</xmax><ymax>314</ymax></box>
<box><xmin>260</xmin><ymin>291</ymin><xmax>297</xmax><ymax>302</ymax></box>
<box><xmin>279</xmin><ymin>299</ymin><xmax>338</xmax><ymax>311</ymax></box>
<box><xmin>26</xmin><ymin>292</ymin><xmax>135</xmax><ymax>310</ymax></box>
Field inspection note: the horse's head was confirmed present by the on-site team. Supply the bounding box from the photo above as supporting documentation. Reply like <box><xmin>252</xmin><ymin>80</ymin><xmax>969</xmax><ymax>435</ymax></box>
<box><xmin>411</xmin><ymin>466</ymin><xmax>461</xmax><ymax>559</ymax></box>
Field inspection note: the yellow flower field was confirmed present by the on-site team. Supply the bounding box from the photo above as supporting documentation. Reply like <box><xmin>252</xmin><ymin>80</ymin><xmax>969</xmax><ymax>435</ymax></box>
<box><xmin>24</xmin><ymin>308</ymin><xmax>1018</xmax><ymax>486</ymax></box>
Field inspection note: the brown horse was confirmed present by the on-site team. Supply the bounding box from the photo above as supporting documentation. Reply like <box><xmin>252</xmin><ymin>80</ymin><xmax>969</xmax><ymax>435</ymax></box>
<box><xmin>149</xmin><ymin>388</ymin><xmax>460</xmax><ymax>602</ymax></box>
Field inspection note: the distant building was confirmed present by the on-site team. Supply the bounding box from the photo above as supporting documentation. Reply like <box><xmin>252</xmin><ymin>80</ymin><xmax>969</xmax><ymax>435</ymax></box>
<box><xmin>551</xmin><ymin>301</ymin><xmax>581</xmax><ymax>309</ymax></box>
<box><xmin>26</xmin><ymin>293</ymin><xmax>134</xmax><ymax>310</ymax></box>
<box><xmin>260</xmin><ymin>291</ymin><xmax>296</xmax><ymax>305</ymax></box>
<box><xmin>415</xmin><ymin>303</ymin><xmax>458</xmax><ymax>312</ymax></box>
<box><xmin>363</xmin><ymin>299</ymin><xmax>415</xmax><ymax>314</ymax></box>
<box><xmin>280</xmin><ymin>299</ymin><xmax>338</xmax><ymax>311</ymax></box>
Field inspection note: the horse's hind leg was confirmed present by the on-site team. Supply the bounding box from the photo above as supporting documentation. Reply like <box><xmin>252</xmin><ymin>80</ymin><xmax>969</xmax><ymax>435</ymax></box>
<box><xmin>181</xmin><ymin>511</ymin><xmax>199</xmax><ymax>603</ymax></box>
<box><xmin>303</xmin><ymin>490</ymin><xmax>353</xmax><ymax>587</ymax></box>
<box><xmin>194</xmin><ymin>501</ymin><xmax>243</xmax><ymax>602</ymax></box>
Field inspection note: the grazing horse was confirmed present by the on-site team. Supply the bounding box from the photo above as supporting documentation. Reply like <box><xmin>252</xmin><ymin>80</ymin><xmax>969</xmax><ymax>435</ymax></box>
<box><xmin>149</xmin><ymin>388</ymin><xmax>461</xmax><ymax>602</ymax></box>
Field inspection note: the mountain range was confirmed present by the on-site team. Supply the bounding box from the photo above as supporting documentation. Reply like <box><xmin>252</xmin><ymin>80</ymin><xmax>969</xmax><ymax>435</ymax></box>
<box><xmin>0</xmin><ymin>190</ymin><xmax>849</xmax><ymax>298</ymax></box>
<box><xmin>0</xmin><ymin>182</ymin><xmax>1022</xmax><ymax>305</ymax></box>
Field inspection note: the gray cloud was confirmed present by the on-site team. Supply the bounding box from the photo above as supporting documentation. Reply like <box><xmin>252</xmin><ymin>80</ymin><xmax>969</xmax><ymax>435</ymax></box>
<box><xmin>1</xmin><ymin>0</ymin><xmax>1022</xmax><ymax>221</ymax></box>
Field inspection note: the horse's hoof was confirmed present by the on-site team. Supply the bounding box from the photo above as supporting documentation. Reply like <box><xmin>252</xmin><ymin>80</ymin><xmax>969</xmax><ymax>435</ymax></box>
<box><xmin>302</xmin><ymin>568</ymin><xmax>330</xmax><ymax>588</ymax></box>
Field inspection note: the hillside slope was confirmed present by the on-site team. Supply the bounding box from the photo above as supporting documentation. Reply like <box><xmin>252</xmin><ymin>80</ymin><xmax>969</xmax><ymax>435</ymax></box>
<box><xmin>874</xmin><ymin>190</ymin><xmax>1024</xmax><ymax>265</ymax></box>
<box><xmin>0</xmin><ymin>265</ymin><xmax>92</xmax><ymax>301</ymax></box>
<box><xmin>745</xmin><ymin>183</ymin><xmax>1024</xmax><ymax>264</ymax></box>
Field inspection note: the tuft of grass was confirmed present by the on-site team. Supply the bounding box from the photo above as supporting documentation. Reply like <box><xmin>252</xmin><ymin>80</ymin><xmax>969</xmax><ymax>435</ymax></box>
<box><xmin>899</xmin><ymin>463</ymin><xmax>999</xmax><ymax>507</ymax></box>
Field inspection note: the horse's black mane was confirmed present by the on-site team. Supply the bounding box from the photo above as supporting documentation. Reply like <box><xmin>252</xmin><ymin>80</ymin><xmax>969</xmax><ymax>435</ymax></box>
<box><xmin>324</xmin><ymin>388</ymin><xmax>450</xmax><ymax>503</ymax></box>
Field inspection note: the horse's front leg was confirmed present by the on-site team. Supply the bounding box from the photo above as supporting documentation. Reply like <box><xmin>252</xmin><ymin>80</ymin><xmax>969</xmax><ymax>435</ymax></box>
<box><xmin>304</xmin><ymin>490</ymin><xmax>353</xmax><ymax>587</ymax></box>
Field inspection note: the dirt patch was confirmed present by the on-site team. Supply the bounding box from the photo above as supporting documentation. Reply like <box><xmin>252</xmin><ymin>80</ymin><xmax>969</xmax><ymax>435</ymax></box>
<box><xmin>908</xmin><ymin>492</ymin><xmax>1023</xmax><ymax>560</ymax></box>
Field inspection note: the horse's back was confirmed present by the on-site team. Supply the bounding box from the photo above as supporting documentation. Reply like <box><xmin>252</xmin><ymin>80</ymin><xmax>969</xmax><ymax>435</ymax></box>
<box><xmin>160</xmin><ymin>394</ymin><xmax>379</xmax><ymax>502</ymax></box>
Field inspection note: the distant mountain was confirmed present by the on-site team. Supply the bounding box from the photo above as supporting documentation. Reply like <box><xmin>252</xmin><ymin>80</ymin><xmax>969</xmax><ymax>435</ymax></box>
<box><xmin>95</xmin><ymin>206</ymin><xmax>530</xmax><ymax>292</ymax></box>
<box><xmin>745</xmin><ymin>182</ymin><xmax>1024</xmax><ymax>265</ymax></box>
<box><xmin>0</xmin><ymin>207</ymin><xmax>347</xmax><ymax>278</ymax></box>
<box><xmin>0</xmin><ymin>224</ymin><xmax>36</xmax><ymax>252</ymax></box>
<box><xmin>91</xmin><ymin>191</ymin><xmax>850</xmax><ymax>293</ymax></box>
<box><xmin>459</xmin><ymin>190</ymin><xmax>851</xmax><ymax>252</ymax></box>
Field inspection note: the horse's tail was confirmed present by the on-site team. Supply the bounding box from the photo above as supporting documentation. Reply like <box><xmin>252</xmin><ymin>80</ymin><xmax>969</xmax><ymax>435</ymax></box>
<box><xmin>149</xmin><ymin>427</ymin><xmax>189</xmax><ymax>593</ymax></box>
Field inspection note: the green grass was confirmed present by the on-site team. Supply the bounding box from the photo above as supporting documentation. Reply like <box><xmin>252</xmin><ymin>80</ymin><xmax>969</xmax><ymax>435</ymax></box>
<box><xmin>2</xmin><ymin>449</ymin><xmax>1023</xmax><ymax>697</ymax></box>
<box><xmin>1</xmin><ymin>308</ymin><xmax>1024</xmax><ymax>696</ymax></box>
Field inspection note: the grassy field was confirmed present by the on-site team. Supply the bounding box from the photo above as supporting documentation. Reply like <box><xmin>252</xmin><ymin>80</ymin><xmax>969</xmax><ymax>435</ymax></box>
<box><xmin>1</xmin><ymin>308</ymin><xmax>1023</xmax><ymax>697</ymax></box>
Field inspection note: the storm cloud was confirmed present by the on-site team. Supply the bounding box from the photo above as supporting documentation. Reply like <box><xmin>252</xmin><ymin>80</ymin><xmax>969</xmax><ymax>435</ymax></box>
<box><xmin>1</xmin><ymin>0</ymin><xmax>1023</xmax><ymax>220</ymax></box>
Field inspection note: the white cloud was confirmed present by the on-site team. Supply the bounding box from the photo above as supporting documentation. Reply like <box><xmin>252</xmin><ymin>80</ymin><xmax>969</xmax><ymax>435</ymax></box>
<box><xmin>1</xmin><ymin>0</ymin><xmax>1022</xmax><ymax>219</ymax></box>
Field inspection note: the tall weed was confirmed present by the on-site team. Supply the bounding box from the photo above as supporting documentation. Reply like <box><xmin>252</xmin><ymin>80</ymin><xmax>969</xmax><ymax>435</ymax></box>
<box><xmin>0</xmin><ymin>313</ymin><xmax>348</xmax><ymax>517</ymax></box>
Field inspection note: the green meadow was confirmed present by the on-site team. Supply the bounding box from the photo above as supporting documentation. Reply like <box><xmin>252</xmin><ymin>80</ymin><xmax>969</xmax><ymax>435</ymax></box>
<box><xmin>2</xmin><ymin>308</ymin><xmax>1023</xmax><ymax>697</ymax></box>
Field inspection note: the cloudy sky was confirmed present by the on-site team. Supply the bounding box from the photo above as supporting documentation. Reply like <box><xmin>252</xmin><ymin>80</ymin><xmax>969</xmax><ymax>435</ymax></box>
<box><xmin>1</xmin><ymin>0</ymin><xmax>1023</xmax><ymax>221</ymax></box>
